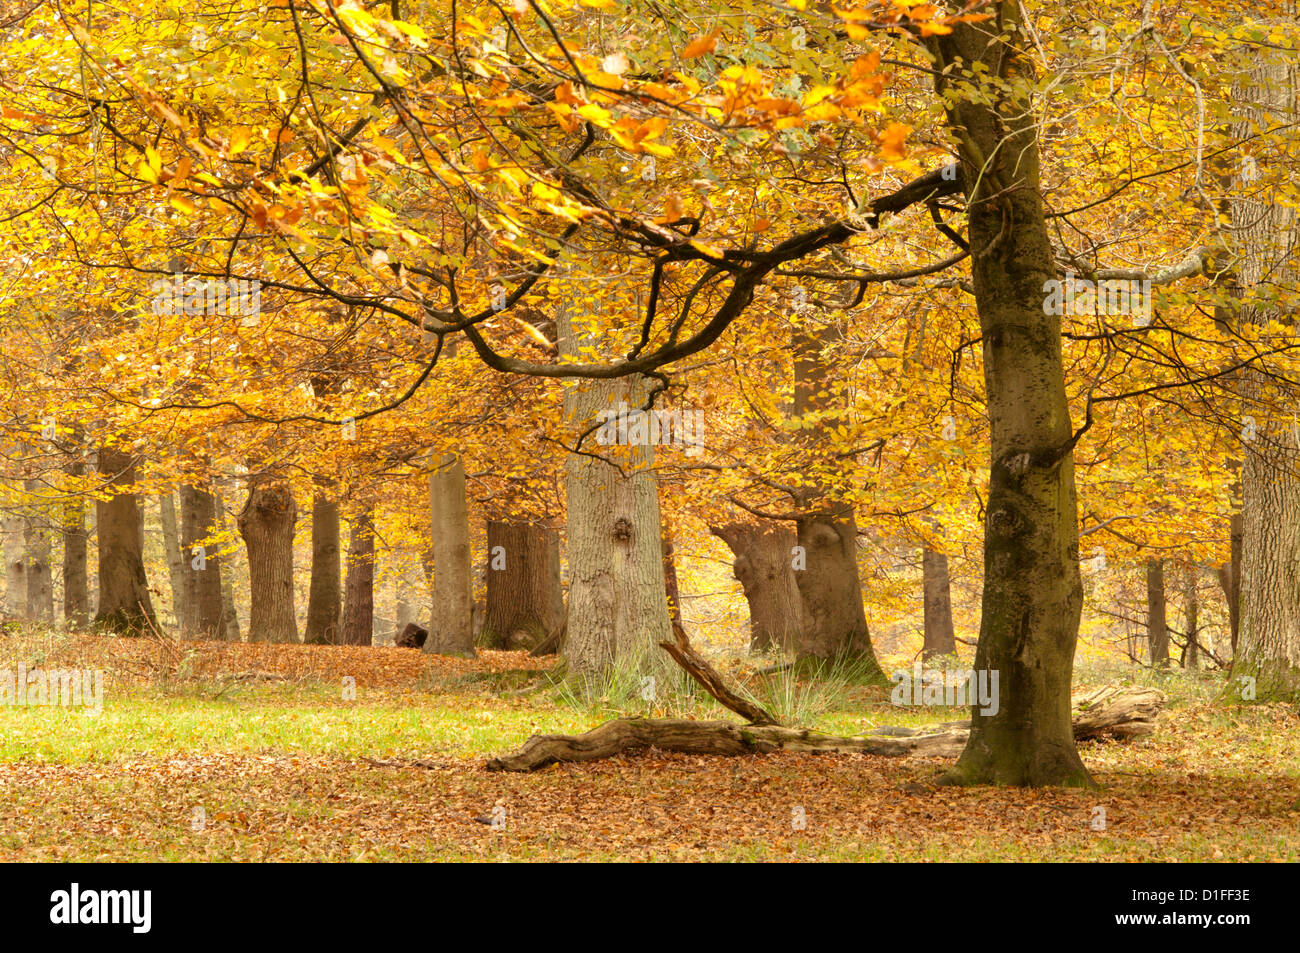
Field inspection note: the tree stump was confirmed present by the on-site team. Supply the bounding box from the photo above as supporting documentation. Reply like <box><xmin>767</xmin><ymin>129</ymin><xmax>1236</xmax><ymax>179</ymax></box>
<box><xmin>395</xmin><ymin>622</ymin><xmax>428</xmax><ymax>649</ymax></box>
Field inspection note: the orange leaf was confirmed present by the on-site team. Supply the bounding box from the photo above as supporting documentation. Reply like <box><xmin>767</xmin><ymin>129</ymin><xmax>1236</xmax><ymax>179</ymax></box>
<box><xmin>681</xmin><ymin>31</ymin><xmax>718</xmax><ymax>59</ymax></box>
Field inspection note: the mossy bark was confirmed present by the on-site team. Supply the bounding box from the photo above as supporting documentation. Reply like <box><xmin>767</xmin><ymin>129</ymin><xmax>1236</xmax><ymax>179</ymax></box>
<box><xmin>929</xmin><ymin>3</ymin><xmax>1092</xmax><ymax>787</ymax></box>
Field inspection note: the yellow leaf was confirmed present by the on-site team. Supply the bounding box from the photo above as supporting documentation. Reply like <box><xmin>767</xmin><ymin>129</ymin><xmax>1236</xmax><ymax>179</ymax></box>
<box><xmin>170</xmin><ymin>194</ymin><xmax>198</xmax><ymax>214</ymax></box>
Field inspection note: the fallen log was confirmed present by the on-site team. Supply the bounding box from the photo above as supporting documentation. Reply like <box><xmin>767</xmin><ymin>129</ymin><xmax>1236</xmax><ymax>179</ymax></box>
<box><xmin>485</xmin><ymin>718</ymin><xmax>967</xmax><ymax>771</ymax></box>
<box><xmin>1070</xmin><ymin>683</ymin><xmax>1166</xmax><ymax>740</ymax></box>
<box><xmin>485</xmin><ymin>682</ymin><xmax>1166</xmax><ymax>772</ymax></box>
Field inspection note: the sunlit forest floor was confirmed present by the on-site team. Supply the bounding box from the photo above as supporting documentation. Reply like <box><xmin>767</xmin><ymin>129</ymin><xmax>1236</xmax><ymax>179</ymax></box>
<box><xmin>0</xmin><ymin>628</ymin><xmax>1296</xmax><ymax>861</ymax></box>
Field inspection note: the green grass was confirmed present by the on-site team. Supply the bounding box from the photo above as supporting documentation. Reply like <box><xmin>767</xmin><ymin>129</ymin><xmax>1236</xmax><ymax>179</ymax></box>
<box><xmin>0</xmin><ymin>682</ymin><xmax>596</xmax><ymax>763</ymax></box>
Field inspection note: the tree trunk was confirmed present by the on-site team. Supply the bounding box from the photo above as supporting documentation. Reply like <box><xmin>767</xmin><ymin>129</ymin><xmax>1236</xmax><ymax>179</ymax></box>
<box><xmin>3</xmin><ymin>510</ymin><xmax>26</xmax><ymax>617</ymax></box>
<box><xmin>558</xmin><ymin>377</ymin><xmax>673</xmax><ymax>685</ymax></box>
<box><xmin>62</xmin><ymin>463</ymin><xmax>90</xmax><ymax>630</ymax></box>
<box><xmin>481</xmin><ymin>519</ymin><xmax>564</xmax><ymax>651</ymax></box>
<box><xmin>179</xmin><ymin>485</ymin><xmax>227</xmax><ymax>640</ymax></box>
<box><xmin>22</xmin><ymin>493</ymin><xmax>54</xmax><ymax>624</ymax></box>
<box><xmin>1146</xmin><ymin>559</ymin><xmax>1169</xmax><ymax>666</ymax></box>
<box><xmin>1184</xmin><ymin>563</ymin><xmax>1200</xmax><ymax>669</ymax></box>
<box><xmin>790</xmin><ymin>328</ymin><xmax>885</xmax><ymax>678</ymax></box>
<box><xmin>215</xmin><ymin>491</ymin><xmax>242</xmax><ymax>641</ymax></box>
<box><xmin>931</xmin><ymin>4</ymin><xmax>1091</xmax><ymax>786</ymax></box>
<box><xmin>1231</xmin><ymin>9</ymin><xmax>1300</xmax><ymax>702</ymax></box>
<box><xmin>1227</xmin><ymin>513</ymin><xmax>1243</xmax><ymax>655</ymax></box>
<box><xmin>159</xmin><ymin>491</ymin><xmax>187</xmax><ymax>630</ymax></box>
<box><xmin>304</xmin><ymin>494</ymin><xmax>341</xmax><ymax>645</ymax></box>
<box><xmin>425</xmin><ymin>455</ymin><xmax>475</xmax><ymax>656</ymax></box>
<box><xmin>710</xmin><ymin>522</ymin><xmax>803</xmax><ymax>653</ymax></box>
<box><xmin>93</xmin><ymin>447</ymin><xmax>157</xmax><ymax>635</ymax></box>
<box><xmin>340</xmin><ymin>506</ymin><xmax>375</xmax><ymax>646</ymax></box>
<box><xmin>922</xmin><ymin>547</ymin><xmax>957</xmax><ymax>660</ymax></box>
<box><xmin>237</xmin><ymin>475</ymin><xmax>298</xmax><ymax>643</ymax></box>
<box><xmin>19</xmin><ymin>478</ymin><xmax>53</xmax><ymax>624</ymax></box>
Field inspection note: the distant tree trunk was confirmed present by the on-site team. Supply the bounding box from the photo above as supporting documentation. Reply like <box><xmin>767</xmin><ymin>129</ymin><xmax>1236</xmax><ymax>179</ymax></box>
<box><xmin>340</xmin><ymin>507</ymin><xmax>375</xmax><ymax>646</ymax></box>
<box><xmin>4</xmin><ymin>510</ymin><xmax>26</xmax><ymax>617</ymax></box>
<box><xmin>23</xmin><ymin>482</ymin><xmax>54</xmax><ymax>623</ymax></box>
<box><xmin>93</xmin><ymin>447</ymin><xmax>157</xmax><ymax>635</ymax></box>
<box><xmin>237</xmin><ymin>475</ymin><xmax>298</xmax><ymax>643</ymax></box>
<box><xmin>710</xmin><ymin>522</ymin><xmax>803</xmax><ymax>653</ymax></box>
<box><xmin>922</xmin><ymin>547</ymin><xmax>957</xmax><ymax>661</ymax></box>
<box><xmin>1146</xmin><ymin>559</ymin><xmax>1169</xmax><ymax>667</ymax></box>
<box><xmin>304</xmin><ymin>494</ymin><xmax>341</xmax><ymax>645</ymax></box>
<box><xmin>159</xmin><ymin>491</ymin><xmax>187</xmax><ymax>629</ymax></box>
<box><xmin>215</xmin><ymin>491</ymin><xmax>241</xmax><ymax>641</ymax></box>
<box><xmin>62</xmin><ymin>464</ymin><xmax>90</xmax><ymax>629</ymax></box>
<box><xmin>1217</xmin><ymin>556</ymin><xmax>1239</xmax><ymax>658</ymax></box>
<box><xmin>790</xmin><ymin>327</ymin><xmax>885</xmax><ymax>679</ymax></box>
<box><xmin>179</xmin><ymin>485</ymin><xmax>227</xmax><ymax>640</ymax></box>
<box><xmin>1232</xmin><ymin>17</ymin><xmax>1300</xmax><ymax>701</ymax></box>
<box><xmin>425</xmin><ymin>456</ymin><xmax>475</xmax><ymax>656</ymax></box>
<box><xmin>1184</xmin><ymin>563</ymin><xmax>1200</xmax><ymax>669</ymax></box>
<box><xmin>481</xmin><ymin>519</ymin><xmax>564</xmax><ymax>651</ymax></box>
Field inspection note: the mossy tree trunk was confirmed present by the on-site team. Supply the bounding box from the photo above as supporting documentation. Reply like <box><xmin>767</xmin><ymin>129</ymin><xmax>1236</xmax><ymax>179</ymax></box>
<box><xmin>929</xmin><ymin>2</ymin><xmax>1092</xmax><ymax>787</ymax></box>
<box><xmin>1231</xmin><ymin>7</ymin><xmax>1300</xmax><ymax>703</ymax></box>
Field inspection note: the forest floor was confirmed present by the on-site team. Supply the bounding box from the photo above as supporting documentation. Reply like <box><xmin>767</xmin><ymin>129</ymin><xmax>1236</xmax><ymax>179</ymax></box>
<box><xmin>0</xmin><ymin>628</ymin><xmax>1297</xmax><ymax>861</ymax></box>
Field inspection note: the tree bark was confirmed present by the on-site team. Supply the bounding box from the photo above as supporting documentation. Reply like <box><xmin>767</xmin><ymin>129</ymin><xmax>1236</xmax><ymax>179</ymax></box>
<box><xmin>790</xmin><ymin>328</ymin><xmax>885</xmax><ymax>679</ymax></box>
<box><xmin>425</xmin><ymin>455</ymin><xmax>475</xmax><ymax>656</ymax></box>
<box><xmin>304</xmin><ymin>494</ymin><xmax>341</xmax><ymax>645</ymax></box>
<box><xmin>930</xmin><ymin>4</ymin><xmax>1092</xmax><ymax>786</ymax></box>
<box><xmin>1232</xmin><ymin>11</ymin><xmax>1300</xmax><ymax>702</ymax></box>
<box><xmin>1146</xmin><ymin>559</ymin><xmax>1169</xmax><ymax>667</ymax></box>
<box><xmin>481</xmin><ymin>519</ymin><xmax>564</xmax><ymax>651</ymax></box>
<box><xmin>340</xmin><ymin>506</ymin><xmax>375</xmax><ymax>646</ymax></box>
<box><xmin>62</xmin><ymin>462</ymin><xmax>90</xmax><ymax>629</ymax></box>
<box><xmin>922</xmin><ymin>547</ymin><xmax>957</xmax><ymax>660</ymax></box>
<box><xmin>93</xmin><ymin>447</ymin><xmax>157</xmax><ymax>635</ymax></box>
<box><xmin>558</xmin><ymin>375</ymin><xmax>673</xmax><ymax>684</ymax></box>
<box><xmin>1183</xmin><ymin>563</ymin><xmax>1200</xmax><ymax>669</ymax></box>
<box><xmin>159</xmin><ymin>491</ymin><xmax>187</xmax><ymax>630</ymax></box>
<box><xmin>179</xmin><ymin>485</ymin><xmax>227</xmax><ymax>640</ymax></box>
<box><xmin>237</xmin><ymin>474</ymin><xmax>298</xmax><ymax>643</ymax></box>
<box><xmin>21</xmin><ymin>480</ymin><xmax>54</xmax><ymax>623</ymax></box>
<box><xmin>710</xmin><ymin>522</ymin><xmax>803</xmax><ymax>653</ymax></box>
<box><xmin>556</xmin><ymin>295</ymin><xmax>673</xmax><ymax>685</ymax></box>
<box><xmin>3</xmin><ymin>510</ymin><xmax>26</xmax><ymax>617</ymax></box>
